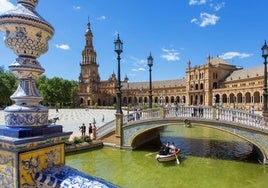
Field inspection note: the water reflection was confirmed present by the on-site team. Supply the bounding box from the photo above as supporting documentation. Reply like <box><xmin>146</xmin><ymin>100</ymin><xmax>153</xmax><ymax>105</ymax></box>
<box><xmin>66</xmin><ymin>125</ymin><xmax>266</xmax><ymax>188</ymax></box>
<box><xmin>138</xmin><ymin>125</ymin><xmax>257</xmax><ymax>163</ymax></box>
<box><xmin>157</xmin><ymin>125</ymin><xmax>257</xmax><ymax>163</ymax></box>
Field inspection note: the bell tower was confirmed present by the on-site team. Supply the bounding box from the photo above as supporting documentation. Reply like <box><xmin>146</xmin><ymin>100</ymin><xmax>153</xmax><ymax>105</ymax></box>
<box><xmin>78</xmin><ymin>21</ymin><xmax>101</xmax><ymax>105</ymax></box>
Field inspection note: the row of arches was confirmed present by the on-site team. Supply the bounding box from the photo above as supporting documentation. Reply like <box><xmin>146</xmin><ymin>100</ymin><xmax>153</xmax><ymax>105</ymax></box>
<box><xmin>78</xmin><ymin>90</ymin><xmax>263</xmax><ymax>110</ymax></box>
<box><xmin>122</xmin><ymin>96</ymin><xmax>187</xmax><ymax>106</ymax></box>
<box><xmin>214</xmin><ymin>91</ymin><xmax>261</xmax><ymax>104</ymax></box>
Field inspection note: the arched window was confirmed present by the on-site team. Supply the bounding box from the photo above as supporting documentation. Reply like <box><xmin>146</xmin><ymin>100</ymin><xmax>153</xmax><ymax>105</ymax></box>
<box><xmin>144</xmin><ymin>97</ymin><xmax>148</xmax><ymax>103</ymax></box>
<box><xmin>200</xmin><ymin>95</ymin><xmax>204</xmax><ymax>105</ymax></box>
<box><xmin>176</xmin><ymin>96</ymin><xmax>180</xmax><ymax>103</ymax></box>
<box><xmin>254</xmin><ymin>91</ymin><xmax>260</xmax><ymax>103</ymax></box>
<box><xmin>245</xmin><ymin>92</ymin><xmax>251</xmax><ymax>103</ymax></box>
<box><xmin>200</xmin><ymin>83</ymin><xmax>204</xmax><ymax>90</ymax></box>
<box><xmin>212</xmin><ymin>82</ymin><xmax>217</xmax><ymax>89</ymax></box>
<box><xmin>237</xmin><ymin>93</ymin><xmax>243</xmax><ymax>103</ymax></box>
<box><xmin>190</xmin><ymin>95</ymin><xmax>193</xmax><ymax>105</ymax></box>
<box><xmin>222</xmin><ymin>94</ymin><xmax>227</xmax><ymax>103</ymax></box>
<box><xmin>230</xmin><ymin>93</ymin><xmax>235</xmax><ymax>103</ymax></box>
<box><xmin>170</xmin><ymin>96</ymin><xmax>174</xmax><ymax>103</ymax></box>
<box><xmin>165</xmin><ymin>96</ymin><xmax>169</xmax><ymax>104</ymax></box>
<box><xmin>215</xmin><ymin>94</ymin><xmax>220</xmax><ymax>103</ymax></box>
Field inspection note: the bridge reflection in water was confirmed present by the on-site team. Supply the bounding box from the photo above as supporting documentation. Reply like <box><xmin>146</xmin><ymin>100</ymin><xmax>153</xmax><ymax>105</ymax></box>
<box><xmin>97</xmin><ymin>106</ymin><xmax>268</xmax><ymax>164</ymax></box>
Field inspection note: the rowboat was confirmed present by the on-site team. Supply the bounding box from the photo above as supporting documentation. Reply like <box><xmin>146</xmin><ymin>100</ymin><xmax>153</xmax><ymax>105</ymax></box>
<box><xmin>156</xmin><ymin>147</ymin><xmax>181</xmax><ymax>162</ymax></box>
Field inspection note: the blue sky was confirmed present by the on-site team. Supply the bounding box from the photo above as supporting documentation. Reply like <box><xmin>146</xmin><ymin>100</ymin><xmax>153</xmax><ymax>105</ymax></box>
<box><xmin>0</xmin><ymin>0</ymin><xmax>267</xmax><ymax>82</ymax></box>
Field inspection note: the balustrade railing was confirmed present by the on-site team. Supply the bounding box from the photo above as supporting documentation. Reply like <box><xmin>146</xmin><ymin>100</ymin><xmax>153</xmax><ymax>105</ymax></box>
<box><xmin>96</xmin><ymin>119</ymin><xmax>116</xmax><ymax>139</ymax></box>
<box><xmin>96</xmin><ymin>106</ymin><xmax>268</xmax><ymax>139</ymax></box>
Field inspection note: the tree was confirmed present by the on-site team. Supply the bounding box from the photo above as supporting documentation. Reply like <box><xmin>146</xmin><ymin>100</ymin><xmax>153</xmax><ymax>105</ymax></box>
<box><xmin>36</xmin><ymin>75</ymin><xmax>78</xmax><ymax>107</ymax></box>
<box><xmin>0</xmin><ymin>70</ymin><xmax>78</xmax><ymax>108</ymax></box>
<box><xmin>0</xmin><ymin>69</ymin><xmax>17</xmax><ymax>107</ymax></box>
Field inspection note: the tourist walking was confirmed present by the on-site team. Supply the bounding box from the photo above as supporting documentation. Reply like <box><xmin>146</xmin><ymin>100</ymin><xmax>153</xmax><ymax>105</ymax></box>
<box><xmin>88</xmin><ymin>123</ymin><xmax>93</xmax><ymax>136</ymax></box>
<box><xmin>79</xmin><ymin>123</ymin><xmax>86</xmax><ymax>137</ymax></box>
<box><xmin>92</xmin><ymin>124</ymin><xmax>96</xmax><ymax>140</ymax></box>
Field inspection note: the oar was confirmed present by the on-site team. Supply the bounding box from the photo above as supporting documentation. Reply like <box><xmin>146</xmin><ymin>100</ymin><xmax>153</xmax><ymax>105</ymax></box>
<box><xmin>145</xmin><ymin>152</ymin><xmax>158</xmax><ymax>157</ymax></box>
<box><xmin>175</xmin><ymin>149</ymin><xmax>180</xmax><ymax>165</ymax></box>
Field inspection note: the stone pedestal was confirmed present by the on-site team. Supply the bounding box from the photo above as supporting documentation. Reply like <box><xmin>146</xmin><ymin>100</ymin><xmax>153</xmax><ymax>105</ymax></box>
<box><xmin>115</xmin><ymin>113</ymin><xmax>123</xmax><ymax>147</ymax></box>
<box><xmin>0</xmin><ymin>0</ymin><xmax>119</xmax><ymax>187</ymax></box>
<box><xmin>0</xmin><ymin>128</ymin><xmax>71</xmax><ymax>187</ymax></box>
<box><xmin>0</xmin><ymin>1</ymin><xmax>71</xmax><ymax>187</ymax></box>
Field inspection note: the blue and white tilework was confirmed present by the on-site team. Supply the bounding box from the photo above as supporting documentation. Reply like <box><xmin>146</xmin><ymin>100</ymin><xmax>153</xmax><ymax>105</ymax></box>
<box><xmin>34</xmin><ymin>165</ymin><xmax>119</xmax><ymax>188</ymax></box>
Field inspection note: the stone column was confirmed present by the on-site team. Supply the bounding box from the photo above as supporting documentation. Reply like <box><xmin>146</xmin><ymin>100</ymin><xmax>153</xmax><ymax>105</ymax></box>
<box><xmin>115</xmin><ymin>113</ymin><xmax>123</xmax><ymax>146</ymax></box>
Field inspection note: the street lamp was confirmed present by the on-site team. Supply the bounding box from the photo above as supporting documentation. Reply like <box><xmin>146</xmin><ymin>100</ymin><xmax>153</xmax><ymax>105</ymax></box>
<box><xmin>262</xmin><ymin>40</ymin><xmax>268</xmax><ymax>113</ymax></box>
<box><xmin>148</xmin><ymin>53</ymin><xmax>153</xmax><ymax>109</ymax></box>
<box><xmin>127</xmin><ymin>80</ymin><xmax>130</xmax><ymax>116</ymax></box>
<box><xmin>114</xmin><ymin>34</ymin><xmax>123</xmax><ymax>114</ymax></box>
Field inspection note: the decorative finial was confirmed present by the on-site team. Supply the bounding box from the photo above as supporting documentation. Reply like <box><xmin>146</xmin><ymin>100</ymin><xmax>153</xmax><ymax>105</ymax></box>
<box><xmin>18</xmin><ymin>0</ymin><xmax>38</xmax><ymax>10</ymax></box>
<box><xmin>187</xmin><ymin>60</ymin><xmax>191</xmax><ymax>69</ymax></box>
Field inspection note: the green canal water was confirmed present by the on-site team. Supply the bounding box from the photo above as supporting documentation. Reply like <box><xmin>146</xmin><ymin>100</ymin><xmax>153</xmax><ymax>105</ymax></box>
<box><xmin>66</xmin><ymin>125</ymin><xmax>268</xmax><ymax>188</ymax></box>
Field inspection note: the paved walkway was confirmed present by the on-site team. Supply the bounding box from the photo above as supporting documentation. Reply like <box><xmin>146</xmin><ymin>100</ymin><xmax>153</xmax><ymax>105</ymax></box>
<box><xmin>0</xmin><ymin>108</ymin><xmax>120</xmax><ymax>140</ymax></box>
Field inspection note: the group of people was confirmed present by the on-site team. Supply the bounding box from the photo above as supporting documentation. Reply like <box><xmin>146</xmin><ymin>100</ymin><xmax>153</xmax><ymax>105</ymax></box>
<box><xmin>79</xmin><ymin>123</ymin><xmax>96</xmax><ymax>139</ymax></box>
<box><xmin>159</xmin><ymin>142</ymin><xmax>176</xmax><ymax>155</ymax></box>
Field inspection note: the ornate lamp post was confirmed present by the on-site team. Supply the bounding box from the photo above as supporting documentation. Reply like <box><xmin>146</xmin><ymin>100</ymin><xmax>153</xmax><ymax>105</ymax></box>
<box><xmin>262</xmin><ymin>41</ymin><xmax>268</xmax><ymax>114</ymax></box>
<box><xmin>127</xmin><ymin>81</ymin><xmax>130</xmax><ymax>116</ymax></box>
<box><xmin>114</xmin><ymin>34</ymin><xmax>123</xmax><ymax>144</ymax></box>
<box><xmin>147</xmin><ymin>53</ymin><xmax>153</xmax><ymax>109</ymax></box>
<box><xmin>114</xmin><ymin>34</ymin><xmax>123</xmax><ymax>114</ymax></box>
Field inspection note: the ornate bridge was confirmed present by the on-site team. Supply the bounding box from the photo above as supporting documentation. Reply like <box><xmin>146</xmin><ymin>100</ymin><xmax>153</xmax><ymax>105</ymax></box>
<box><xmin>97</xmin><ymin>106</ymin><xmax>268</xmax><ymax>164</ymax></box>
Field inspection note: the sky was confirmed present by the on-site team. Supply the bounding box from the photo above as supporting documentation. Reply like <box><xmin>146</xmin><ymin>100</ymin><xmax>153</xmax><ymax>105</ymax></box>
<box><xmin>0</xmin><ymin>0</ymin><xmax>267</xmax><ymax>82</ymax></box>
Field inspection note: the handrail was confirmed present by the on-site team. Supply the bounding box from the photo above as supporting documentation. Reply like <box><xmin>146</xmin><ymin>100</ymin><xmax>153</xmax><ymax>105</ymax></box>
<box><xmin>96</xmin><ymin>119</ymin><xmax>116</xmax><ymax>139</ymax></box>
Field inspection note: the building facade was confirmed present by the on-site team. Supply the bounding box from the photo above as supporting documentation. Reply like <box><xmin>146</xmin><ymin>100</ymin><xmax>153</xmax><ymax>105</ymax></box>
<box><xmin>77</xmin><ymin>22</ymin><xmax>264</xmax><ymax>112</ymax></box>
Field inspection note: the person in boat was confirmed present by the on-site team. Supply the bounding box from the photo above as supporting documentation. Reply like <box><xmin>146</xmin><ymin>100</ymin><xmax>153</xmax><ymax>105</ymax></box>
<box><xmin>169</xmin><ymin>142</ymin><xmax>176</xmax><ymax>153</ymax></box>
<box><xmin>159</xmin><ymin>145</ymin><xmax>167</xmax><ymax>155</ymax></box>
<box><xmin>160</xmin><ymin>142</ymin><xmax>171</xmax><ymax>155</ymax></box>
<box><xmin>165</xmin><ymin>141</ymin><xmax>170</xmax><ymax>147</ymax></box>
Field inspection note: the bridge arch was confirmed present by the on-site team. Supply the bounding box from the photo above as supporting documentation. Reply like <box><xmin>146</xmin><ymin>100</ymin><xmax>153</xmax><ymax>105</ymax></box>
<box><xmin>124</xmin><ymin>119</ymin><xmax>267</xmax><ymax>163</ymax></box>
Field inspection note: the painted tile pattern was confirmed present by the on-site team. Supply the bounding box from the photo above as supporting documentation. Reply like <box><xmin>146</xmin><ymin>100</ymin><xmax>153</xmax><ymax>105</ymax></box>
<box><xmin>0</xmin><ymin>150</ymin><xmax>15</xmax><ymax>187</ymax></box>
<box><xmin>19</xmin><ymin>144</ymin><xmax>65</xmax><ymax>187</ymax></box>
<box><xmin>35</xmin><ymin>165</ymin><xmax>119</xmax><ymax>188</ymax></box>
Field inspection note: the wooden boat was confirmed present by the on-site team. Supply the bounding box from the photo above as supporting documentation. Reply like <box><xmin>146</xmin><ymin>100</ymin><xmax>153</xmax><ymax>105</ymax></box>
<box><xmin>156</xmin><ymin>147</ymin><xmax>181</xmax><ymax>162</ymax></box>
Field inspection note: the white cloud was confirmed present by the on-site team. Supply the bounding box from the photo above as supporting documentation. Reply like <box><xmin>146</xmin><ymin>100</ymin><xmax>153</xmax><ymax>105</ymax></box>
<box><xmin>0</xmin><ymin>0</ymin><xmax>15</xmax><ymax>14</ymax></box>
<box><xmin>73</xmin><ymin>6</ymin><xmax>81</xmax><ymax>10</ymax></box>
<box><xmin>97</xmin><ymin>16</ymin><xmax>106</xmax><ymax>20</ymax></box>
<box><xmin>130</xmin><ymin>56</ymin><xmax>146</xmax><ymax>66</ymax></box>
<box><xmin>129</xmin><ymin>56</ymin><xmax>147</xmax><ymax>72</ymax></box>
<box><xmin>189</xmin><ymin>0</ymin><xmax>207</xmax><ymax>6</ymax></box>
<box><xmin>160</xmin><ymin>48</ymin><xmax>180</xmax><ymax>61</ymax></box>
<box><xmin>55</xmin><ymin>44</ymin><xmax>70</xmax><ymax>50</ymax></box>
<box><xmin>131</xmin><ymin>67</ymin><xmax>146</xmax><ymax>72</ymax></box>
<box><xmin>219</xmin><ymin>52</ymin><xmax>252</xmax><ymax>60</ymax></box>
<box><xmin>191</xmin><ymin>12</ymin><xmax>220</xmax><ymax>27</ymax></box>
<box><xmin>191</xmin><ymin>18</ymin><xmax>198</xmax><ymax>23</ymax></box>
<box><xmin>210</xmin><ymin>2</ymin><xmax>225</xmax><ymax>11</ymax></box>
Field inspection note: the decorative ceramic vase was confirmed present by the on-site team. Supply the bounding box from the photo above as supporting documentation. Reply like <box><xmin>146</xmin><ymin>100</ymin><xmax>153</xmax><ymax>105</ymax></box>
<box><xmin>0</xmin><ymin>0</ymin><xmax>54</xmax><ymax>127</ymax></box>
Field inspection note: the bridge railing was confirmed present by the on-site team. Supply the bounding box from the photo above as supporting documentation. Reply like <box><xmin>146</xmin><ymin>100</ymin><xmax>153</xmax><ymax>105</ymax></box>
<box><xmin>164</xmin><ymin>106</ymin><xmax>213</xmax><ymax>120</ymax></box>
<box><xmin>96</xmin><ymin>106</ymin><xmax>268</xmax><ymax>139</ymax></box>
<box><xmin>165</xmin><ymin>106</ymin><xmax>268</xmax><ymax>131</ymax></box>
<box><xmin>96</xmin><ymin>119</ymin><xmax>116</xmax><ymax>139</ymax></box>
<box><xmin>123</xmin><ymin>109</ymin><xmax>161</xmax><ymax>124</ymax></box>
<box><xmin>216</xmin><ymin>108</ymin><xmax>268</xmax><ymax>131</ymax></box>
